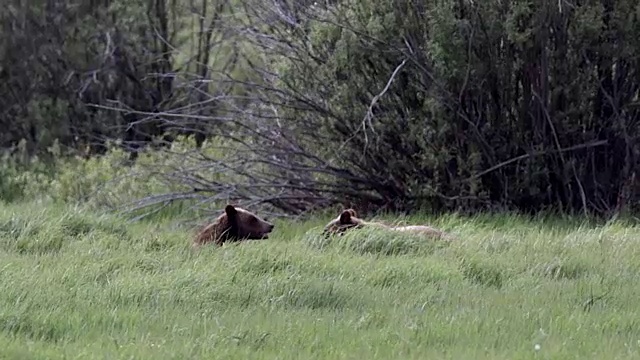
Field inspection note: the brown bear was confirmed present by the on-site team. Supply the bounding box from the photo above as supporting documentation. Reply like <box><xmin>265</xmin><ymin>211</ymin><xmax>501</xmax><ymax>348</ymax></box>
<box><xmin>322</xmin><ymin>208</ymin><xmax>361</xmax><ymax>237</ymax></box>
<box><xmin>322</xmin><ymin>208</ymin><xmax>454</xmax><ymax>241</ymax></box>
<box><xmin>193</xmin><ymin>204</ymin><xmax>275</xmax><ymax>247</ymax></box>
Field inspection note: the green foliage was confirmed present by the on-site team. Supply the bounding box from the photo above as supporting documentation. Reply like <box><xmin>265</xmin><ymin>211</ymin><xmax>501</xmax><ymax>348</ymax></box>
<box><xmin>46</xmin><ymin>145</ymin><xmax>165</xmax><ymax>207</ymax></box>
<box><xmin>0</xmin><ymin>140</ymin><xmax>55</xmax><ymax>203</ymax></box>
<box><xmin>0</xmin><ymin>136</ymin><xmax>241</xmax><ymax>222</ymax></box>
<box><xmin>3</xmin><ymin>0</ymin><xmax>640</xmax><ymax>220</ymax></box>
<box><xmin>271</xmin><ymin>0</ymin><xmax>640</xmax><ymax>216</ymax></box>
<box><xmin>0</xmin><ymin>201</ymin><xmax>639</xmax><ymax>358</ymax></box>
<box><xmin>0</xmin><ymin>0</ymin><xmax>242</xmax><ymax>162</ymax></box>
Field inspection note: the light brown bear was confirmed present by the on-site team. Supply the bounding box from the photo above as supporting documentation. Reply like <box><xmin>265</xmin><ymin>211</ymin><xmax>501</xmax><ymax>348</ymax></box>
<box><xmin>193</xmin><ymin>204</ymin><xmax>274</xmax><ymax>247</ymax></box>
<box><xmin>322</xmin><ymin>208</ymin><xmax>454</xmax><ymax>241</ymax></box>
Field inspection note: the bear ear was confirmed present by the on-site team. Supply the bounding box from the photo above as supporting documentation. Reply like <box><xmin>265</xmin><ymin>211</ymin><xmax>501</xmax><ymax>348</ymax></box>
<box><xmin>339</xmin><ymin>209</ymin><xmax>352</xmax><ymax>224</ymax></box>
<box><xmin>225</xmin><ymin>204</ymin><xmax>238</xmax><ymax>217</ymax></box>
<box><xmin>346</xmin><ymin>208</ymin><xmax>357</xmax><ymax>218</ymax></box>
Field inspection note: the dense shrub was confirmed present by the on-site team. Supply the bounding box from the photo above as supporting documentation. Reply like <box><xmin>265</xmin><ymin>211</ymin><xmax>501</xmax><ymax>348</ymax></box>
<box><xmin>2</xmin><ymin>0</ymin><xmax>640</xmax><ymax>219</ymax></box>
<box><xmin>0</xmin><ymin>137</ymin><xmax>232</xmax><ymax>221</ymax></box>
<box><xmin>238</xmin><ymin>0</ymin><xmax>640</xmax><ymax>217</ymax></box>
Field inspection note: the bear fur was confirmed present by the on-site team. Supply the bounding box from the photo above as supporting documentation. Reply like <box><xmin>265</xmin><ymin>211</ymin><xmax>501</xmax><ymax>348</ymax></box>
<box><xmin>322</xmin><ymin>208</ymin><xmax>454</xmax><ymax>241</ymax></box>
<box><xmin>322</xmin><ymin>208</ymin><xmax>362</xmax><ymax>237</ymax></box>
<box><xmin>193</xmin><ymin>204</ymin><xmax>274</xmax><ymax>247</ymax></box>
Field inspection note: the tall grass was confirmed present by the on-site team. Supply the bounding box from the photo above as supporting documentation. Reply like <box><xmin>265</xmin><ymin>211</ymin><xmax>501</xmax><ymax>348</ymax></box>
<box><xmin>1</xmin><ymin>199</ymin><xmax>639</xmax><ymax>359</ymax></box>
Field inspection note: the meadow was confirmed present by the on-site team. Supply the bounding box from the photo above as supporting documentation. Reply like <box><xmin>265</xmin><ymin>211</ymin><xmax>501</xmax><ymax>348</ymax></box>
<box><xmin>1</xmin><ymin>200</ymin><xmax>640</xmax><ymax>359</ymax></box>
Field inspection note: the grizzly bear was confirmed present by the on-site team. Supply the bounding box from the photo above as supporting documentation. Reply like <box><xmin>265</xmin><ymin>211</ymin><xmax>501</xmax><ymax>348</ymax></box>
<box><xmin>193</xmin><ymin>204</ymin><xmax>275</xmax><ymax>247</ymax></box>
<box><xmin>322</xmin><ymin>208</ymin><xmax>454</xmax><ymax>241</ymax></box>
<box><xmin>322</xmin><ymin>208</ymin><xmax>361</xmax><ymax>237</ymax></box>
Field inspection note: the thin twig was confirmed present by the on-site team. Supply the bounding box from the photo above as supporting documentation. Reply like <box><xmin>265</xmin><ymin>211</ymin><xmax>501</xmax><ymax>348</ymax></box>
<box><xmin>337</xmin><ymin>58</ymin><xmax>408</xmax><ymax>156</ymax></box>
<box><xmin>471</xmin><ymin>140</ymin><xmax>608</xmax><ymax>180</ymax></box>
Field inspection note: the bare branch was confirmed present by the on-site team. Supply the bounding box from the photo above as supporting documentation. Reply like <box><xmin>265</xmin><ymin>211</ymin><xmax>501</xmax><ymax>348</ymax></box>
<box><xmin>471</xmin><ymin>140</ymin><xmax>609</xmax><ymax>180</ymax></box>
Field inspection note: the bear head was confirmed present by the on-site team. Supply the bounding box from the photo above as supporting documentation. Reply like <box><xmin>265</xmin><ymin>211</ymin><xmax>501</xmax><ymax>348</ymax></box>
<box><xmin>194</xmin><ymin>204</ymin><xmax>275</xmax><ymax>246</ymax></box>
<box><xmin>321</xmin><ymin>208</ymin><xmax>365</xmax><ymax>237</ymax></box>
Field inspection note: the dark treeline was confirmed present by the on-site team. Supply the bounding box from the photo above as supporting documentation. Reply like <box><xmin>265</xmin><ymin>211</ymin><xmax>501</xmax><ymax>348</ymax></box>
<box><xmin>0</xmin><ymin>0</ymin><xmax>228</xmax><ymax>159</ymax></box>
<box><xmin>1</xmin><ymin>0</ymin><xmax>639</xmax><ymax>219</ymax></box>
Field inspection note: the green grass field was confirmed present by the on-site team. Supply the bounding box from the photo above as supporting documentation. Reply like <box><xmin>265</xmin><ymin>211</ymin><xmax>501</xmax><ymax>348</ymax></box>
<box><xmin>1</xmin><ymin>201</ymin><xmax>639</xmax><ymax>359</ymax></box>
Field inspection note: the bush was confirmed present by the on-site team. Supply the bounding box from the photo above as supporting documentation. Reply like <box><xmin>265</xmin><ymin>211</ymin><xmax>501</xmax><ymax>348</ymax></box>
<box><xmin>236</xmin><ymin>0</ymin><xmax>640</xmax><ymax>218</ymax></box>
<box><xmin>0</xmin><ymin>137</ymin><xmax>229</xmax><ymax>222</ymax></box>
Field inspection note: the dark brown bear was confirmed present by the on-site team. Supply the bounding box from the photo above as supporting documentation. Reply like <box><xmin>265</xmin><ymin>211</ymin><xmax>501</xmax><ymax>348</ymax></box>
<box><xmin>193</xmin><ymin>204</ymin><xmax>274</xmax><ymax>247</ymax></box>
<box><xmin>322</xmin><ymin>208</ymin><xmax>455</xmax><ymax>241</ymax></box>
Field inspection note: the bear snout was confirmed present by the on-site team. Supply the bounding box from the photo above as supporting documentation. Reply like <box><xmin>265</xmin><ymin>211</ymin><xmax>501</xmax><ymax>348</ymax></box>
<box><xmin>257</xmin><ymin>222</ymin><xmax>274</xmax><ymax>239</ymax></box>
